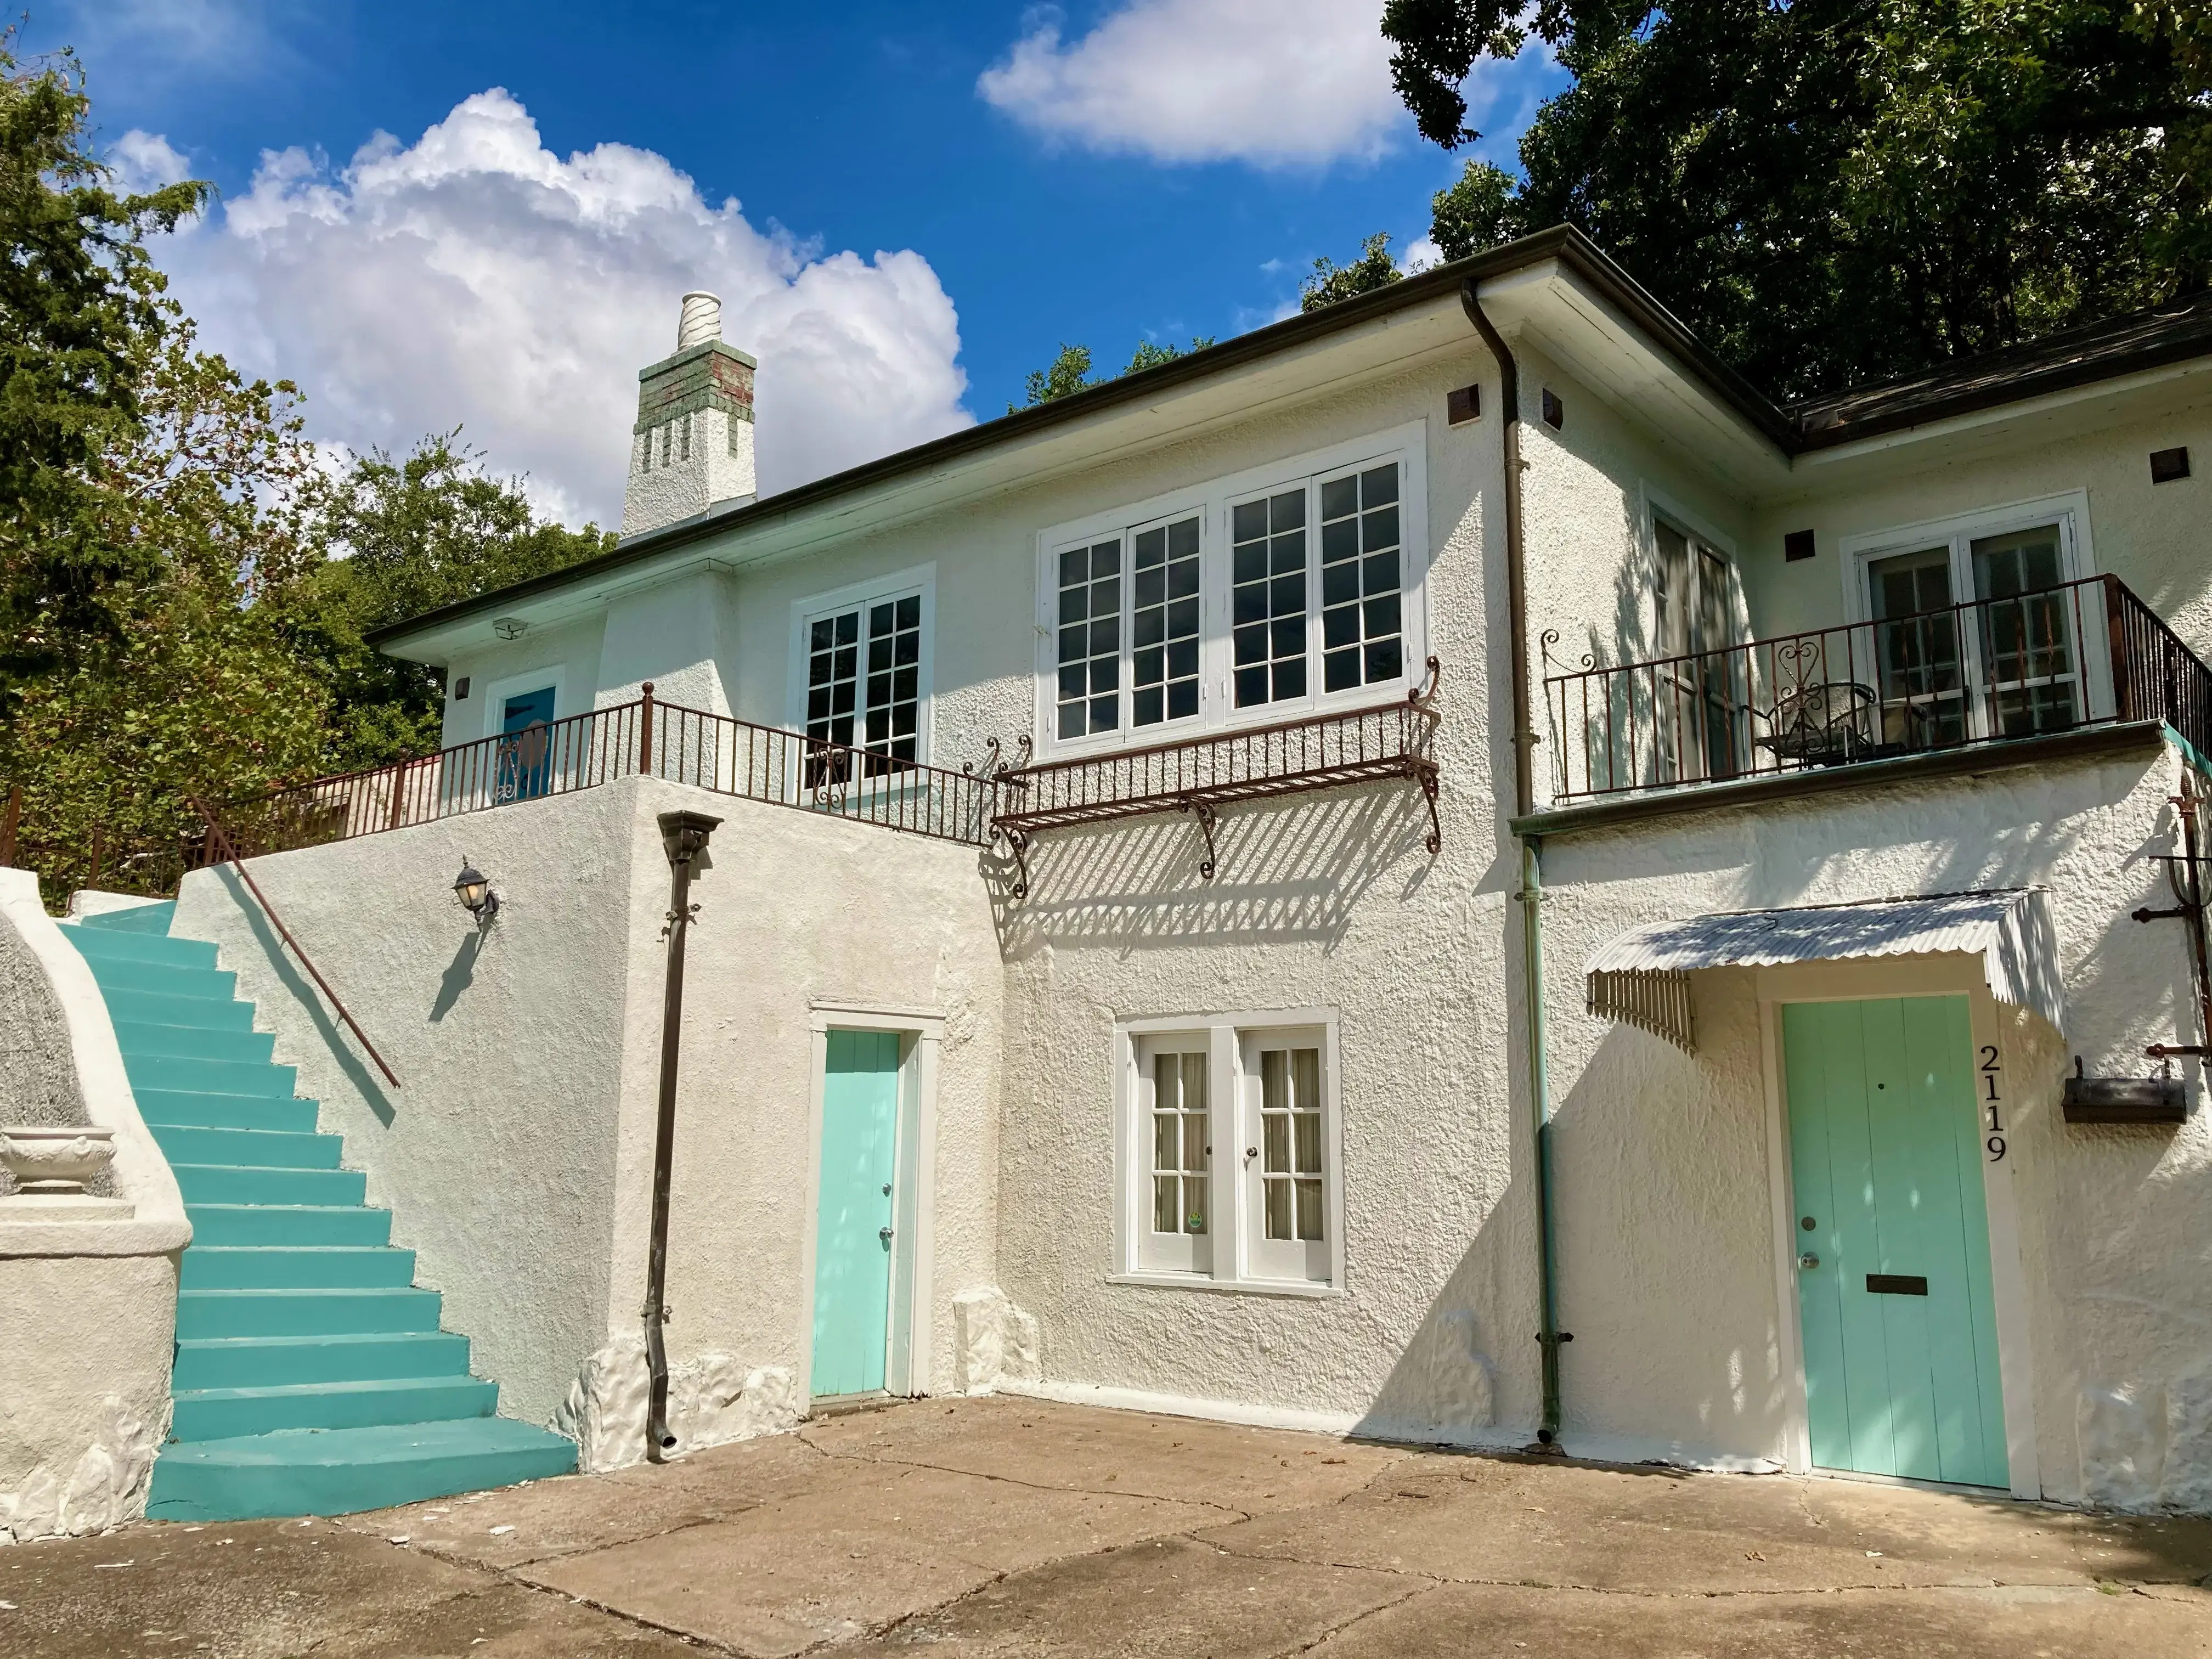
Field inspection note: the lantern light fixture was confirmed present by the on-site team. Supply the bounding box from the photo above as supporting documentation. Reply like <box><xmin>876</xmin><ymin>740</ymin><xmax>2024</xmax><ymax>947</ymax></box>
<box><xmin>452</xmin><ymin>858</ymin><xmax>500</xmax><ymax>927</ymax></box>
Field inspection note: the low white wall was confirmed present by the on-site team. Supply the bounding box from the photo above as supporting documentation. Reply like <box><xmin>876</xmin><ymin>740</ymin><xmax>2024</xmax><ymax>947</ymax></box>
<box><xmin>0</xmin><ymin>869</ymin><xmax>185</xmax><ymax>1542</ymax></box>
<box><xmin>1536</xmin><ymin>735</ymin><xmax>2212</xmax><ymax>1506</ymax></box>
<box><xmin>172</xmin><ymin>786</ymin><xmax>641</xmax><ymax>1426</ymax></box>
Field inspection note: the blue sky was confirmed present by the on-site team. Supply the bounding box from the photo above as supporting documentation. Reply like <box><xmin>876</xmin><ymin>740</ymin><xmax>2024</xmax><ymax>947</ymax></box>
<box><xmin>32</xmin><ymin>1</ymin><xmax>1561</xmax><ymax>524</ymax></box>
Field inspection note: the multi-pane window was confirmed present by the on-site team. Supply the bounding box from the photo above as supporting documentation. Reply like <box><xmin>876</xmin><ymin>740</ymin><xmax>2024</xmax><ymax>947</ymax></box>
<box><xmin>1057</xmin><ymin>539</ymin><xmax>1121</xmax><ymax>740</ymax></box>
<box><xmin>1319</xmin><ymin>465</ymin><xmax>1403</xmax><ymax>692</ymax></box>
<box><xmin>1124</xmin><ymin>1020</ymin><xmax>1335</xmax><ymax>1288</ymax></box>
<box><xmin>1232</xmin><ymin>490</ymin><xmax>1308</xmax><ymax>707</ymax></box>
<box><xmin>806</xmin><ymin>592</ymin><xmax>922</xmax><ymax>782</ymax></box>
<box><xmin>1132</xmin><ymin>517</ymin><xmax>1202</xmax><ymax>727</ymax></box>
<box><xmin>1259</xmin><ymin>1046</ymin><xmax>1323</xmax><ymax>1244</ymax></box>
<box><xmin>1046</xmin><ymin>443</ymin><xmax>1419</xmax><ymax>752</ymax></box>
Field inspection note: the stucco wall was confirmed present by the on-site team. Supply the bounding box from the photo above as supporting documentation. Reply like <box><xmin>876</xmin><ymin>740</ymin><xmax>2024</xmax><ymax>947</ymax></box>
<box><xmin>172</xmin><ymin>785</ymin><xmax>641</xmax><ymax>1425</ymax></box>
<box><xmin>435</xmin><ymin>614</ymin><xmax>606</xmax><ymax>752</ymax></box>
<box><xmin>1535</xmin><ymin>735</ymin><xmax>2212</xmax><ymax>1505</ymax></box>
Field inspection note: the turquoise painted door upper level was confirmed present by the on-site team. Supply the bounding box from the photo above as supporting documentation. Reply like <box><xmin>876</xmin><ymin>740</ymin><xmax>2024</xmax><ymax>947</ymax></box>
<box><xmin>1784</xmin><ymin>996</ymin><xmax>2009</xmax><ymax>1489</ymax></box>
<box><xmin>811</xmin><ymin>1029</ymin><xmax>901</xmax><ymax>1397</ymax></box>
<box><xmin>496</xmin><ymin>685</ymin><xmax>556</xmax><ymax>802</ymax></box>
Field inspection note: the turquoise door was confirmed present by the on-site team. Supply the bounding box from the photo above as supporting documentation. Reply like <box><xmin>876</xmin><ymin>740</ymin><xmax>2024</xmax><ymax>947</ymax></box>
<box><xmin>1784</xmin><ymin>997</ymin><xmax>2008</xmax><ymax>1488</ymax></box>
<box><xmin>496</xmin><ymin>686</ymin><xmax>557</xmax><ymax>802</ymax></box>
<box><xmin>811</xmin><ymin>1030</ymin><xmax>901</xmax><ymax>1397</ymax></box>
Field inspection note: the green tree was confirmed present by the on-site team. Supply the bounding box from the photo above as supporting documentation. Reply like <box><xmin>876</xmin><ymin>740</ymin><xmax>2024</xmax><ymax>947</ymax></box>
<box><xmin>1429</xmin><ymin>159</ymin><xmax>1517</xmax><ymax>262</ymax></box>
<box><xmin>1300</xmin><ymin>232</ymin><xmax>1403</xmax><ymax>313</ymax></box>
<box><xmin>1015</xmin><ymin>343</ymin><xmax>1098</xmax><ymax>410</ymax></box>
<box><xmin>1125</xmin><ymin>335</ymin><xmax>1217</xmax><ymax>372</ymax></box>
<box><xmin>1380</xmin><ymin>0</ymin><xmax>2210</xmax><ymax>397</ymax></box>
<box><xmin>0</xmin><ymin>43</ymin><xmax>208</xmax><ymax>712</ymax></box>
<box><xmin>303</xmin><ymin>433</ymin><xmax>617</xmax><ymax>769</ymax></box>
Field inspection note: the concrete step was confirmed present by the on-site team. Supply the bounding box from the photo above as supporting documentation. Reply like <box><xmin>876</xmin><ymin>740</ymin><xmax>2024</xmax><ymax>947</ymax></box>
<box><xmin>186</xmin><ymin>1205</ymin><xmax>392</xmax><ymax>1247</ymax></box>
<box><xmin>97</xmin><ymin>988</ymin><xmax>257</xmax><ymax>1032</ymax></box>
<box><xmin>146</xmin><ymin>1417</ymin><xmax>578</xmax><ymax>1522</ymax></box>
<box><xmin>75</xmin><ymin>900</ymin><xmax>176</xmax><ymax>934</ymax></box>
<box><xmin>182</xmin><ymin>1246</ymin><xmax>417</xmax><ymax>1291</ymax></box>
<box><xmin>172</xmin><ymin>1163</ymin><xmax>367</xmax><ymax>1207</ymax></box>
<box><xmin>111</xmin><ymin>1022</ymin><xmax>275</xmax><ymax>1065</ymax></box>
<box><xmin>173</xmin><ymin>1330</ymin><xmax>471</xmax><ymax>1391</ymax></box>
<box><xmin>177</xmin><ymin>1287</ymin><xmax>443</xmax><ymax>1340</ymax></box>
<box><xmin>62</xmin><ymin>926</ymin><xmax>218</xmax><ymax>970</ymax></box>
<box><xmin>150</xmin><ymin>1125</ymin><xmax>342</xmax><ymax>1170</ymax></box>
<box><xmin>122</xmin><ymin>1052</ymin><xmax>298</xmax><ymax>1098</ymax></box>
<box><xmin>170</xmin><ymin>1375</ymin><xmax>498</xmax><ymax>1443</ymax></box>
<box><xmin>138</xmin><ymin>1090</ymin><xmax>319</xmax><ymax>1134</ymax></box>
<box><xmin>82</xmin><ymin>956</ymin><xmax>235</xmax><ymax>1002</ymax></box>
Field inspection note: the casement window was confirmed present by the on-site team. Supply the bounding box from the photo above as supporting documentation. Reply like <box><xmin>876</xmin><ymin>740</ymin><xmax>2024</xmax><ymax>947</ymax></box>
<box><xmin>1117</xmin><ymin>1014</ymin><xmax>1342</xmax><ymax>1293</ymax></box>
<box><xmin>788</xmin><ymin>567</ymin><xmax>935</xmax><ymax>785</ymax></box>
<box><xmin>1650</xmin><ymin>514</ymin><xmax>1745</xmax><ymax>782</ymax></box>
<box><xmin>1037</xmin><ymin>424</ymin><xmax>1428</xmax><ymax>755</ymax></box>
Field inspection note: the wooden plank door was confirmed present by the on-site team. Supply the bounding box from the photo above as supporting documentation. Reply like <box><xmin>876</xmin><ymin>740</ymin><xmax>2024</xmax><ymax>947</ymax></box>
<box><xmin>1784</xmin><ymin>996</ymin><xmax>2008</xmax><ymax>1488</ymax></box>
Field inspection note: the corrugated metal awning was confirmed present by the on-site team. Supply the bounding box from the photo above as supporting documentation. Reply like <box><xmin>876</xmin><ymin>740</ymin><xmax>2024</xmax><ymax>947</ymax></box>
<box><xmin>1583</xmin><ymin>889</ymin><xmax>2063</xmax><ymax>1052</ymax></box>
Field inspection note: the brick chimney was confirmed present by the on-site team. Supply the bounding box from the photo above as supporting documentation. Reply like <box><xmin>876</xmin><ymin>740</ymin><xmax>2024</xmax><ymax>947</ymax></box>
<box><xmin>620</xmin><ymin>291</ymin><xmax>757</xmax><ymax>539</ymax></box>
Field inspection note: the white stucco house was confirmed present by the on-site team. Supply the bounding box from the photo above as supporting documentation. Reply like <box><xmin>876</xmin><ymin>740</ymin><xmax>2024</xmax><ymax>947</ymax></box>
<box><xmin>12</xmin><ymin>229</ymin><xmax>2212</xmax><ymax>1528</ymax></box>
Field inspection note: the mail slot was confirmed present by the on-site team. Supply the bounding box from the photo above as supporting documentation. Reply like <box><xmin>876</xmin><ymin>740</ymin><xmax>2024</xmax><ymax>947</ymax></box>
<box><xmin>1866</xmin><ymin>1273</ymin><xmax>1928</xmax><ymax>1296</ymax></box>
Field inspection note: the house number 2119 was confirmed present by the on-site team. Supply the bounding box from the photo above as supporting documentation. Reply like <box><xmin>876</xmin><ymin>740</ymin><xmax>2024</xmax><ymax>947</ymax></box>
<box><xmin>1980</xmin><ymin>1045</ymin><xmax>2006</xmax><ymax>1162</ymax></box>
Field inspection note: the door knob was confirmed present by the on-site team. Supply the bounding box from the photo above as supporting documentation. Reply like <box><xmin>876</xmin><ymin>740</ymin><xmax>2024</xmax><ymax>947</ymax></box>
<box><xmin>1798</xmin><ymin>1252</ymin><xmax>1820</xmax><ymax>1270</ymax></box>
<box><xmin>879</xmin><ymin>1226</ymin><xmax>895</xmax><ymax>1243</ymax></box>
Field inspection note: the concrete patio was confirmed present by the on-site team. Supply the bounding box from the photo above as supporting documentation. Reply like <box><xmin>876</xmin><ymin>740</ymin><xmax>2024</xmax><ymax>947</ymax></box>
<box><xmin>7</xmin><ymin>1395</ymin><xmax>2211</xmax><ymax>1657</ymax></box>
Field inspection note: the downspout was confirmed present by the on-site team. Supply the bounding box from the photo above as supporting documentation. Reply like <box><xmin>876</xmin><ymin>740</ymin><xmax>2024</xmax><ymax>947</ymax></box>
<box><xmin>1460</xmin><ymin>279</ymin><xmax>1568</xmax><ymax>1447</ymax></box>
<box><xmin>644</xmin><ymin>808</ymin><xmax>720</xmax><ymax>1462</ymax></box>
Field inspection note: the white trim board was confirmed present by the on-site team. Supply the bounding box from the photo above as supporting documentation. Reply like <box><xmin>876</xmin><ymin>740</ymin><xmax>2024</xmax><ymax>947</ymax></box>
<box><xmin>479</xmin><ymin>666</ymin><xmax>567</xmax><ymax>741</ymax></box>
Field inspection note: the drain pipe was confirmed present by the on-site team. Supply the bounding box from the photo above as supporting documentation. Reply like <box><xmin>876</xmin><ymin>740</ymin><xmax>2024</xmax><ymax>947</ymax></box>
<box><xmin>1460</xmin><ymin>279</ymin><xmax>1568</xmax><ymax>1447</ymax></box>
<box><xmin>644</xmin><ymin>808</ymin><xmax>720</xmax><ymax>1462</ymax></box>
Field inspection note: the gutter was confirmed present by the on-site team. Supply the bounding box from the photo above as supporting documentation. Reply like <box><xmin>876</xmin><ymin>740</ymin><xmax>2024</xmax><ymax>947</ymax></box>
<box><xmin>1460</xmin><ymin>280</ymin><xmax>1570</xmax><ymax>1448</ymax></box>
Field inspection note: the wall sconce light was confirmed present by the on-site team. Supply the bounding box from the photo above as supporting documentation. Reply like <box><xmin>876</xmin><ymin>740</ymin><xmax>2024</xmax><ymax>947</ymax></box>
<box><xmin>452</xmin><ymin>858</ymin><xmax>500</xmax><ymax>927</ymax></box>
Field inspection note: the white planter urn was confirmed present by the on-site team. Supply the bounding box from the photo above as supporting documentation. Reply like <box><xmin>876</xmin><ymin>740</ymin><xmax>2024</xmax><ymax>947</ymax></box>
<box><xmin>1</xmin><ymin>1125</ymin><xmax>117</xmax><ymax>1194</ymax></box>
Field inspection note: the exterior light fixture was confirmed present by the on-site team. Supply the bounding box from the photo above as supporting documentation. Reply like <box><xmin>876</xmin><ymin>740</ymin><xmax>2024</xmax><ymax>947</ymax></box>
<box><xmin>452</xmin><ymin>859</ymin><xmax>500</xmax><ymax>927</ymax></box>
<box><xmin>492</xmin><ymin>617</ymin><xmax>528</xmax><ymax>640</ymax></box>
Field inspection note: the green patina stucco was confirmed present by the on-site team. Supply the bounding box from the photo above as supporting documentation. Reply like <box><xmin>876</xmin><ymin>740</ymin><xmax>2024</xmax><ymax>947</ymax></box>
<box><xmin>634</xmin><ymin>340</ymin><xmax>756</xmax><ymax>433</ymax></box>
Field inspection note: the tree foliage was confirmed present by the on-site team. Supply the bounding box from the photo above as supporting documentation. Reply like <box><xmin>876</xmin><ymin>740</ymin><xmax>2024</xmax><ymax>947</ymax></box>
<box><xmin>1379</xmin><ymin>0</ymin><xmax>2211</xmax><ymax>397</ymax></box>
<box><xmin>1299</xmin><ymin>232</ymin><xmax>1405</xmax><ymax>312</ymax></box>
<box><xmin>1016</xmin><ymin>336</ymin><xmax>1221</xmax><ymax>409</ymax></box>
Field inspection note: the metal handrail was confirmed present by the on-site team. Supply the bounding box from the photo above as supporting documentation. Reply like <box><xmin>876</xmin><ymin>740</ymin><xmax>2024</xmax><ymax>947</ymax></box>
<box><xmin>1542</xmin><ymin>574</ymin><xmax>2212</xmax><ymax>802</ymax></box>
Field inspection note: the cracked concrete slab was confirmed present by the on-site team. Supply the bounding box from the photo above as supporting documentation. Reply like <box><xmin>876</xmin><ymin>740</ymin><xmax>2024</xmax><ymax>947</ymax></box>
<box><xmin>11</xmin><ymin>1398</ymin><xmax>2212</xmax><ymax>1658</ymax></box>
<box><xmin>515</xmin><ymin>1459</ymin><xmax>1225</xmax><ymax>1656</ymax></box>
<box><xmin>1302</xmin><ymin>1581</ymin><xmax>2212</xmax><ymax>1657</ymax></box>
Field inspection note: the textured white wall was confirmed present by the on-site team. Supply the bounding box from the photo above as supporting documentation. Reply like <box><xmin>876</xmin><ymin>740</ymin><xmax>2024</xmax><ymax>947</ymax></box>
<box><xmin>595</xmin><ymin>572</ymin><xmax>736</xmax><ymax>715</ymax></box>
<box><xmin>621</xmin><ymin>407</ymin><xmax>754</xmax><ymax>539</ymax></box>
<box><xmin>436</xmin><ymin>615</ymin><xmax>606</xmax><ymax>751</ymax></box>
<box><xmin>1538</xmin><ymin>737</ymin><xmax>2212</xmax><ymax>1504</ymax></box>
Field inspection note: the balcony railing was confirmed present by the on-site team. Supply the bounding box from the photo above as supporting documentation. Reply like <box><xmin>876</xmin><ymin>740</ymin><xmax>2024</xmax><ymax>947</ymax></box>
<box><xmin>990</xmin><ymin>659</ymin><xmax>1442</xmax><ymax>894</ymax></box>
<box><xmin>214</xmin><ymin>689</ymin><xmax>1000</xmax><ymax>858</ymax></box>
<box><xmin>1543</xmin><ymin>574</ymin><xmax>2212</xmax><ymax>803</ymax></box>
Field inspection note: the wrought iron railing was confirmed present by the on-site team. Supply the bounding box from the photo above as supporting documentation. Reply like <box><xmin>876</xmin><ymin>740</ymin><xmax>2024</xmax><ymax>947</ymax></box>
<box><xmin>989</xmin><ymin>659</ymin><xmax>1442</xmax><ymax>894</ymax></box>
<box><xmin>1543</xmin><ymin>575</ymin><xmax>2212</xmax><ymax>803</ymax></box>
<box><xmin>215</xmin><ymin>686</ymin><xmax>1000</xmax><ymax>859</ymax></box>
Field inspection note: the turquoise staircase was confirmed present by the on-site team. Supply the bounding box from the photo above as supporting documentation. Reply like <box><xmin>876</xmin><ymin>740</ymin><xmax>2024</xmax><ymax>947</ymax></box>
<box><xmin>63</xmin><ymin>900</ymin><xmax>577</xmax><ymax>1520</ymax></box>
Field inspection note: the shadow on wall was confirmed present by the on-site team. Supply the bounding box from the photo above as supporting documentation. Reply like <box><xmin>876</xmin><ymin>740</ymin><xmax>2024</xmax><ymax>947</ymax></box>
<box><xmin>990</xmin><ymin>781</ymin><xmax>1438</xmax><ymax>960</ymax></box>
<box><xmin>211</xmin><ymin>866</ymin><xmax>398</xmax><ymax>1129</ymax></box>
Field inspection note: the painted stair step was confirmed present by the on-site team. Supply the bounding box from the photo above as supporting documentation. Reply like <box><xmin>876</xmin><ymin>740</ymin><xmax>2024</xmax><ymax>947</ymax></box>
<box><xmin>146</xmin><ymin>1417</ymin><xmax>578</xmax><ymax>1522</ymax></box>
<box><xmin>111</xmin><ymin>1022</ymin><xmax>275</xmax><ymax>1064</ymax></box>
<box><xmin>138</xmin><ymin>1090</ymin><xmax>319</xmax><ymax>1135</ymax></box>
<box><xmin>151</xmin><ymin>1125</ymin><xmax>342</xmax><ymax>1170</ymax></box>
<box><xmin>63</xmin><ymin>926</ymin><xmax>219</xmax><ymax>969</ymax></box>
<box><xmin>81</xmin><ymin>957</ymin><xmax>236</xmax><ymax>1001</ymax></box>
<box><xmin>170</xmin><ymin>1374</ymin><xmax>499</xmax><ymax>1443</ymax></box>
<box><xmin>123</xmin><ymin>1052</ymin><xmax>299</xmax><ymax>1098</ymax></box>
<box><xmin>97</xmin><ymin>988</ymin><xmax>257</xmax><ymax>1032</ymax></box>
<box><xmin>178</xmin><ymin>1286</ymin><xmax>443</xmax><ymax>1340</ymax></box>
<box><xmin>74</xmin><ymin>900</ymin><xmax>176</xmax><ymax>934</ymax></box>
<box><xmin>173</xmin><ymin>1330</ymin><xmax>471</xmax><ymax>1391</ymax></box>
<box><xmin>172</xmin><ymin>1163</ymin><xmax>366</xmax><ymax>1207</ymax></box>
<box><xmin>182</xmin><ymin>1245</ymin><xmax>417</xmax><ymax>1291</ymax></box>
<box><xmin>186</xmin><ymin>1204</ymin><xmax>392</xmax><ymax>1247</ymax></box>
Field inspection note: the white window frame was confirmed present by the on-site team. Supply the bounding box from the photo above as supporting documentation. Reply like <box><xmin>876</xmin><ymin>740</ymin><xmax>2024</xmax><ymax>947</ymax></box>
<box><xmin>479</xmin><ymin>667</ymin><xmax>566</xmax><ymax>742</ymax></box>
<box><xmin>1110</xmin><ymin>1009</ymin><xmax>1345</xmax><ymax>1297</ymax></box>
<box><xmin>1841</xmin><ymin>492</ymin><xmax>2108</xmax><ymax>732</ymax></box>
<box><xmin>1033</xmin><ymin>422</ymin><xmax>1431</xmax><ymax>760</ymax></box>
<box><xmin>783</xmin><ymin>562</ymin><xmax>938</xmax><ymax>771</ymax></box>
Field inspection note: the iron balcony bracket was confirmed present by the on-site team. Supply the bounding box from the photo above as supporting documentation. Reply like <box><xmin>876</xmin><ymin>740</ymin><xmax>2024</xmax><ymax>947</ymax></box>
<box><xmin>991</xmin><ymin>821</ymin><xmax>1032</xmax><ymax>901</ymax></box>
<box><xmin>1178</xmin><ymin>798</ymin><xmax>1218</xmax><ymax>881</ymax></box>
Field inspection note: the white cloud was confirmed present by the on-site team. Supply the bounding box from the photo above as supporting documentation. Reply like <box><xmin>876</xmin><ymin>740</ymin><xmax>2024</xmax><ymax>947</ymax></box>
<box><xmin>1401</xmin><ymin>236</ymin><xmax>1443</xmax><ymax>274</ymax></box>
<box><xmin>109</xmin><ymin>129</ymin><xmax>194</xmax><ymax>194</ymax></box>
<box><xmin>977</xmin><ymin>0</ymin><xmax>1406</xmax><ymax>167</ymax></box>
<box><xmin>146</xmin><ymin>89</ymin><xmax>971</xmax><ymax>525</ymax></box>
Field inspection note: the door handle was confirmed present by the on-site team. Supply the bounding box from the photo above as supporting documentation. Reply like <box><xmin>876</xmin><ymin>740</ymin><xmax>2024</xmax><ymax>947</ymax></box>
<box><xmin>879</xmin><ymin>1226</ymin><xmax>895</xmax><ymax>1244</ymax></box>
<box><xmin>1798</xmin><ymin>1252</ymin><xmax>1820</xmax><ymax>1270</ymax></box>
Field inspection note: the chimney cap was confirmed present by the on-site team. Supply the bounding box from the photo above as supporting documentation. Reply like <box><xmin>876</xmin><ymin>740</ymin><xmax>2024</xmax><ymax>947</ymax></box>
<box><xmin>677</xmin><ymin>291</ymin><xmax>723</xmax><ymax>351</ymax></box>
